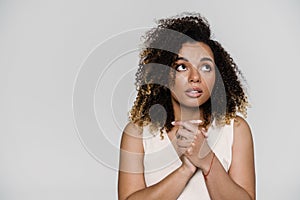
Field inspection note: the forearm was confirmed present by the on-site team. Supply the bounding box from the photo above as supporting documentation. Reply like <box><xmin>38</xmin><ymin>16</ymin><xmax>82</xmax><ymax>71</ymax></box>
<box><xmin>204</xmin><ymin>156</ymin><xmax>254</xmax><ymax>200</ymax></box>
<box><xmin>126</xmin><ymin>165</ymin><xmax>193</xmax><ymax>200</ymax></box>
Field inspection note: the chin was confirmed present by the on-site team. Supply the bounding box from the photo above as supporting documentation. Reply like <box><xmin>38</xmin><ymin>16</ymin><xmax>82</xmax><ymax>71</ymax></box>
<box><xmin>183</xmin><ymin>96</ymin><xmax>210</xmax><ymax>107</ymax></box>
<box><xmin>179</xmin><ymin>101</ymin><xmax>203</xmax><ymax>109</ymax></box>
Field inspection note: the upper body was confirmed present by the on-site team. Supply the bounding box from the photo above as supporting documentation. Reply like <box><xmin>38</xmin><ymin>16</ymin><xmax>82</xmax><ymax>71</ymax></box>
<box><xmin>118</xmin><ymin>13</ymin><xmax>255</xmax><ymax>200</ymax></box>
<box><xmin>142</xmin><ymin>117</ymin><xmax>234</xmax><ymax>199</ymax></box>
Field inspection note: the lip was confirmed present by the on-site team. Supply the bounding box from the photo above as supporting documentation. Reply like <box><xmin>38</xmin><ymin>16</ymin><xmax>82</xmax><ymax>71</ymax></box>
<box><xmin>185</xmin><ymin>87</ymin><xmax>203</xmax><ymax>98</ymax></box>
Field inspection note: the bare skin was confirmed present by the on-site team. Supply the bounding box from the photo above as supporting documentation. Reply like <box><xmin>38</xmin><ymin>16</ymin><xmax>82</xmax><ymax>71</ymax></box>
<box><xmin>174</xmin><ymin>117</ymin><xmax>256</xmax><ymax>200</ymax></box>
<box><xmin>118</xmin><ymin>42</ymin><xmax>255</xmax><ymax>199</ymax></box>
<box><xmin>118</xmin><ymin>123</ymin><xmax>196</xmax><ymax>200</ymax></box>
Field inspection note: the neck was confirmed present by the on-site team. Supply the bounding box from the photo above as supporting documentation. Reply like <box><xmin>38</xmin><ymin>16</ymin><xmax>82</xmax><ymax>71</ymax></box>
<box><xmin>172</xmin><ymin>100</ymin><xmax>204</xmax><ymax>122</ymax></box>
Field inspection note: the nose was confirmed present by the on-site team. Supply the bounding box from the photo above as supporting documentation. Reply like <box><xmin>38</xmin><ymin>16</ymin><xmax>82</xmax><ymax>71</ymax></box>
<box><xmin>189</xmin><ymin>67</ymin><xmax>201</xmax><ymax>83</ymax></box>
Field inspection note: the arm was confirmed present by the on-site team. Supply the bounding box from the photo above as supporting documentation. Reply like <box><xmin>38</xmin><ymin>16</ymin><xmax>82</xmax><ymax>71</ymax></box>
<box><xmin>203</xmin><ymin>116</ymin><xmax>256</xmax><ymax>200</ymax></box>
<box><xmin>118</xmin><ymin>122</ymin><xmax>196</xmax><ymax>200</ymax></box>
<box><xmin>177</xmin><ymin>117</ymin><xmax>256</xmax><ymax>200</ymax></box>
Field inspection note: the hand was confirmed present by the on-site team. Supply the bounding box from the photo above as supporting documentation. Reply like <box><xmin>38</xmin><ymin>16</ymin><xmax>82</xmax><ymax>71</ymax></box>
<box><xmin>173</xmin><ymin>120</ymin><xmax>212</xmax><ymax>170</ymax></box>
<box><xmin>171</xmin><ymin>120</ymin><xmax>203</xmax><ymax>157</ymax></box>
<box><xmin>185</xmin><ymin>128</ymin><xmax>214</xmax><ymax>172</ymax></box>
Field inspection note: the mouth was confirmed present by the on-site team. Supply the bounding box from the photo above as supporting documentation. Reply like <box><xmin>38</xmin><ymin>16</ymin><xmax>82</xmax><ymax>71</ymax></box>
<box><xmin>185</xmin><ymin>87</ymin><xmax>203</xmax><ymax>98</ymax></box>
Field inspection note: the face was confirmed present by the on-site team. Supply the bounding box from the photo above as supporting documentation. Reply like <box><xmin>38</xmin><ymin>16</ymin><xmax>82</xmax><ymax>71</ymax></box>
<box><xmin>169</xmin><ymin>42</ymin><xmax>216</xmax><ymax>108</ymax></box>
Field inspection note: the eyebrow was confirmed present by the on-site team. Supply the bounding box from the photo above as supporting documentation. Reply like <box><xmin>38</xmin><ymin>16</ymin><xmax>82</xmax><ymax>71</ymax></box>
<box><xmin>176</xmin><ymin>56</ymin><xmax>214</xmax><ymax>63</ymax></box>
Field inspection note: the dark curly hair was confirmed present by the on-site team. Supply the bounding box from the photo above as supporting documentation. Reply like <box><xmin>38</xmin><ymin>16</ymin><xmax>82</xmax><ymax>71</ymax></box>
<box><xmin>129</xmin><ymin>13</ymin><xmax>249</xmax><ymax>139</ymax></box>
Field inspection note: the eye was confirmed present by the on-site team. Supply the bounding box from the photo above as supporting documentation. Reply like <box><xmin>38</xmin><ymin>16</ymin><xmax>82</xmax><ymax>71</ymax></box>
<box><xmin>176</xmin><ymin>64</ymin><xmax>187</xmax><ymax>72</ymax></box>
<box><xmin>200</xmin><ymin>64</ymin><xmax>212</xmax><ymax>72</ymax></box>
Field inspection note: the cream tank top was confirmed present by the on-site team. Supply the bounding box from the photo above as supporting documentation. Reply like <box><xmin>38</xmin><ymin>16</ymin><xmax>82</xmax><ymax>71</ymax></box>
<box><xmin>142</xmin><ymin>120</ymin><xmax>234</xmax><ymax>199</ymax></box>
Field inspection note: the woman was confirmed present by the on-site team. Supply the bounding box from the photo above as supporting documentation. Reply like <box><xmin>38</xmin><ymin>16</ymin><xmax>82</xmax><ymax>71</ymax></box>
<box><xmin>118</xmin><ymin>13</ymin><xmax>255</xmax><ymax>200</ymax></box>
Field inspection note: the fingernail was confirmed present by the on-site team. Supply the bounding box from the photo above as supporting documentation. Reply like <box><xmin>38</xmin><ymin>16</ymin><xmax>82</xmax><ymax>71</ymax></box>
<box><xmin>203</xmin><ymin>132</ymin><xmax>208</xmax><ymax>138</ymax></box>
<box><xmin>190</xmin><ymin>119</ymin><xmax>202</xmax><ymax>124</ymax></box>
<box><xmin>171</xmin><ymin>121</ymin><xmax>175</xmax><ymax>125</ymax></box>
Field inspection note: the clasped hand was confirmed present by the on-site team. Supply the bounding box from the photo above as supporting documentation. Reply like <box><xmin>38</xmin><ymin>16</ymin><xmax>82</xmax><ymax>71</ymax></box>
<box><xmin>172</xmin><ymin>120</ymin><xmax>212</xmax><ymax>171</ymax></box>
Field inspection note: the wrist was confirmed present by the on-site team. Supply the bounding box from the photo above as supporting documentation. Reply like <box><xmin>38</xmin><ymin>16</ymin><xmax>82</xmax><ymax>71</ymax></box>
<box><xmin>179</xmin><ymin>163</ymin><xmax>196</xmax><ymax>177</ymax></box>
<box><xmin>201</xmin><ymin>151</ymin><xmax>215</xmax><ymax>175</ymax></box>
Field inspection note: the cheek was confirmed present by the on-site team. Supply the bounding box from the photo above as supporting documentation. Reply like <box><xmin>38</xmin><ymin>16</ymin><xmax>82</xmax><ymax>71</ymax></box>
<box><xmin>201</xmin><ymin>77</ymin><xmax>215</xmax><ymax>94</ymax></box>
<box><xmin>172</xmin><ymin>74</ymin><xmax>186</xmax><ymax>88</ymax></box>
<box><xmin>169</xmin><ymin>78</ymin><xmax>186</xmax><ymax>100</ymax></box>
<box><xmin>208</xmin><ymin>77</ymin><xmax>216</xmax><ymax>91</ymax></box>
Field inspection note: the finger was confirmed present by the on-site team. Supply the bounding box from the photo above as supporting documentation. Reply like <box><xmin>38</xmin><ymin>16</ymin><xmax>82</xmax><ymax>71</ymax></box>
<box><xmin>172</xmin><ymin>120</ymin><xmax>203</xmax><ymax>132</ymax></box>
<box><xmin>177</xmin><ymin>147</ymin><xmax>187</xmax><ymax>156</ymax></box>
<box><xmin>201</xmin><ymin>128</ymin><xmax>209</xmax><ymax>138</ymax></box>
<box><xmin>184</xmin><ymin>141</ymin><xmax>196</xmax><ymax>156</ymax></box>
<box><xmin>172</xmin><ymin>120</ymin><xmax>203</xmax><ymax>127</ymax></box>
<box><xmin>202</xmin><ymin>132</ymin><xmax>208</xmax><ymax>138</ymax></box>
<box><xmin>177</xmin><ymin>128</ymin><xmax>197</xmax><ymax>140</ymax></box>
<box><xmin>189</xmin><ymin>119</ymin><xmax>204</xmax><ymax>125</ymax></box>
<box><xmin>191</xmin><ymin>134</ymin><xmax>206</xmax><ymax>150</ymax></box>
<box><xmin>186</xmin><ymin>146</ymin><xmax>194</xmax><ymax>156</ymax></box>
<box><xmin>177</xmin><ymin>135</ymin><xmax>194</xmax><ymax>145</ymax></box>
<box><xmin>177</xmin><ymin>139</ymin><xmax>194</xmax><ymax>148</ymax></box>
<box><xmin>175</xmin><ymin>128</ymin><xmax>188</xmax><ymax>140</ymax></box>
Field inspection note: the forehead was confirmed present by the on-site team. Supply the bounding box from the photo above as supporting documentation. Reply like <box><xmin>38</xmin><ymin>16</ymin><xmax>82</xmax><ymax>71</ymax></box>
<box><xmin>178</xmin><ymin>42</ymin><xmax>214</xmax><ymax>60</ymax></box>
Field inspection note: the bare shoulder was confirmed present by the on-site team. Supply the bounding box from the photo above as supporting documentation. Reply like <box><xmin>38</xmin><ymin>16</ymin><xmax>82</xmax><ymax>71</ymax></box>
<box><xmin>233</xmin><ymin>116</ymin><xmax>253</xmax><ymax>143</ymax></box>
<box><xmin>234</xmin><ymin>116</ymin><xmax>251</xmax><ymax>130</ymax></box>
<box><xmin>120</xmin><ymin>122</ymin><xmax>144</xmax><ymax>153</ymax></box>
<box><xmin>123</xmin><ymin>122</ymin><xmax>143</xmax><ymax>136</ymax></box>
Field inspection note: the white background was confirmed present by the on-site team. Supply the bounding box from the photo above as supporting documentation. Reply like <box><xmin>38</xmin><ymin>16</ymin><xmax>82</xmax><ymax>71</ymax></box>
<box><xmin>1</xmin><ymin>0</ymin><xmax>300</xmax><ymax>199</ymax></box>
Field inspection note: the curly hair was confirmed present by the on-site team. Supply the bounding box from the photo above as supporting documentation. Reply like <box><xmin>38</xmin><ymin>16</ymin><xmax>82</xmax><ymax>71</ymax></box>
<box><xmin>129</xmin><ymin>13</ymin><xmax>249</xmax><ymax>139</ymax></box>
